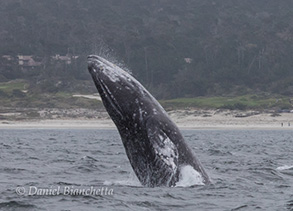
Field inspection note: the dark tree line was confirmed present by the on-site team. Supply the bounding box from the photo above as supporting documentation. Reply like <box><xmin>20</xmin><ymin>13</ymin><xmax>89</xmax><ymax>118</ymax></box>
<box><xmin>0</xmin><ymin>0</ymin><xmax>293</xmax><ymax>98</ymax></box>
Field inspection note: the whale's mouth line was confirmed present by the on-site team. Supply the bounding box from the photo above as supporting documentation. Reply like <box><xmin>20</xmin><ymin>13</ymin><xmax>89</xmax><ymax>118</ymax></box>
<box><xmin>87</xmin><ymin>56</ymin><xmax>121</xmax><ymax>114</ymax></box>
<box><xmin>87</xmin><ymin>56</ymin><xmax>123</xmax><ymax>117</ymax></box>
<box><xmin>95</xmin><ymin>70</ymin><xmax>124</xmax><ymax>120</ymax></box>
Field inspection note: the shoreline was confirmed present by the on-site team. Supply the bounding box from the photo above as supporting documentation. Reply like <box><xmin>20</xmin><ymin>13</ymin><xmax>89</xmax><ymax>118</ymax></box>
<box><xmin>0</xmin><ymin>121</ymin><xmax>291</xmax><ymax>130</ymax></box>
<box><xmin>0</xmin><ymin>109</ymin><xmax>292</xmax><ymax>130</ymax></box>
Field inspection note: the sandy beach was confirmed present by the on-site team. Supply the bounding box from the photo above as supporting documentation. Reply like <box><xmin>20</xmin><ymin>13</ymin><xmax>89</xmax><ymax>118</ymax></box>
<box><xmin>0</xmin><ymin>109</ymin><xmax>292</xmax><ymax>130</ymax></box>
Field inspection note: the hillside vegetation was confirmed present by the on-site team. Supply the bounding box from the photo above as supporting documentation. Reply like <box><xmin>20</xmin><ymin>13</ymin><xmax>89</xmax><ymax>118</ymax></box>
<box><xmin>0</xmin><ymin>0</ymin><xmax>293</xmax><ymax>108</ymax></box>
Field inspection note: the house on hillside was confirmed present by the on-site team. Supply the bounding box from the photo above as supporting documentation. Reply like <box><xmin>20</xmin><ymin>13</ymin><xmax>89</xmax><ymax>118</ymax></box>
<box><xmin>51</xmin><ymin>54</ymin><xmax>79</xmax><ymax>65</ymax></box>
<box><xmin>1</xmin><ymin>54</ymin><xmax>79</xmax><ymax>69</ymax></box>
<box><xmin>2</xmin><ymin>55</ymin><xmax>13</xmax><ymax>61</ymax></box>
<box><xmin>17</xmin><ymin>55</ymin><xmax>42</xmax><ymax>67</ymax></box>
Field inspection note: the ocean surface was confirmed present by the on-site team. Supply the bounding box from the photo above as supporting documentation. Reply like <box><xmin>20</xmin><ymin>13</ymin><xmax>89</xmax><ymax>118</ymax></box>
<box><xmin>0</xmin><ymin>129</ymin><xmax>292</xmax><ymax>211</ymax></box>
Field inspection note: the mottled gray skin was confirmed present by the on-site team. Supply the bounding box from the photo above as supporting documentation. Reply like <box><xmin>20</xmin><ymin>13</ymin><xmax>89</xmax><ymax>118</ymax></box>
<box><xmin>88</xmin><ymin>55</ymin><xmax>210</xmax><ymax>187</ymax></box>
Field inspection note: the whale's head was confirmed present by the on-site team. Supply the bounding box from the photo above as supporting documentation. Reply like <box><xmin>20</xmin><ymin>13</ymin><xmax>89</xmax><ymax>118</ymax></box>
<box><xmin>87</xmin><ymin>55</ymin><xmax>150</xmax><ymax>124</ymax></box>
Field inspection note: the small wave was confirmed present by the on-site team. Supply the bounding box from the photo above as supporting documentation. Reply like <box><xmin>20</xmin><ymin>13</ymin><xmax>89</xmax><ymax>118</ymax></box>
<box><xmin>276</xmin><ymin>165</ymin><xmax>293</xmax><ymax>171</ymax></box>
<box><xmin>208</xmin><ymin>149</ymin><xmax>232</xmax><ymax>156</ymax></box>
<box><xmin>0</xmin><ymin>167</ymin><xmax>31</xmax><ymax>174</ymax></box>
<box><xmin>231</xmin><ymin>205</ymin><xmax>248</xmax><ymax>210</ymax></box>
<box><xmin>0</xmin><ymin>143</ymin><xmax>12</xmax><ymax>149</ymax></box>
<box><xmin>175</xmin><ymin>165</ymin><xmax>205</xmax><ymax>187</ymax></box>
<box><xmin>0</xmin><ymin>201</ymin><xmax>36</xmax><ymax>209</ymax></box>
<box><xmin>287</xmin><ymin>200</ymin><xmax>293</xmax><ymax>209</ymax></box>
<box><xmin>56</xmin><ymin>181</ymin><xmax>80</xmax><ymax>186</ymax></box>
<box><xmin>80</xmin><ymin>155</ymin><xmax>98</xmax><ymax>161</ymax></box>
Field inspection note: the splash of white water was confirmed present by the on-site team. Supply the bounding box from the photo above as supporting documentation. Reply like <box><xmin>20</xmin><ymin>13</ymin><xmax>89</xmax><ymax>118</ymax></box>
<box><xmin>103</xmin><ymin>172</ymin><xmax>142</xmax><ymax>187</ymax></box>
<box><xmin>276</xmin><ymin>165</ymin><xmax>293</xmax><ymax>171</ymax></box>
<box><xmin>175</xmin><ymin>165</ymin><xmax>205</xmax><ymax>187</ymax></box>
<box><xmin>90</xmin><ymin>38</ymin><xmax>132</xmax><ymax>74</ymax></box>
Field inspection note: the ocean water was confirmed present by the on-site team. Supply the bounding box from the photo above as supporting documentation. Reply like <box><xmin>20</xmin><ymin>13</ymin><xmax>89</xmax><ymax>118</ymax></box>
<box><xmin>0</xmin><ymin>129</ymin><xmax>292</xmax><ymax>211</ymax></box>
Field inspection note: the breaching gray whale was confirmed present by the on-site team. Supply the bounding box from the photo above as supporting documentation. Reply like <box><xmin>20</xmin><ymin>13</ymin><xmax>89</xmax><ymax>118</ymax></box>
<box><xmin>88</xmin><ymin>55</ymin><xmax>210</xmax><ymax>187</ymax></box>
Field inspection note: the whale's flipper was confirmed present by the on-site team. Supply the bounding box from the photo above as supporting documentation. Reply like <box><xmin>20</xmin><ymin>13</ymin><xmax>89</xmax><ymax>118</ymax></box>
<box><xmin>146</xmin><ymin>120</ymin><xmax>179</xmax><ymax>186</ymax></box>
